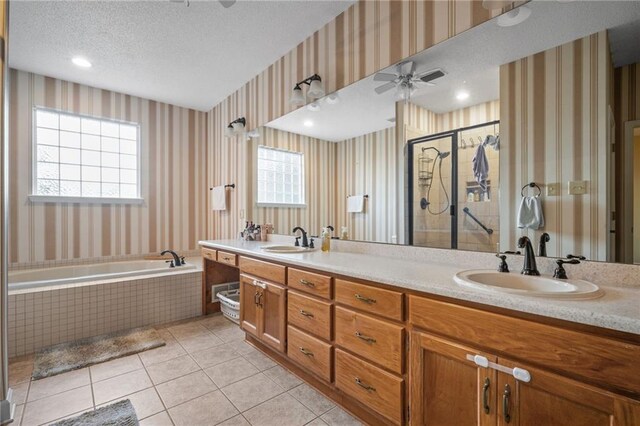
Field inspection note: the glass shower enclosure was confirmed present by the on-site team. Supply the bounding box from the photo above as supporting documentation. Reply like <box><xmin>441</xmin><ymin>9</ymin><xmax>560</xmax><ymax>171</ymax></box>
<box><xmin>408</xmin><ymin>120</ymin><xmax>500</xmax><ymax>252</ymax></box>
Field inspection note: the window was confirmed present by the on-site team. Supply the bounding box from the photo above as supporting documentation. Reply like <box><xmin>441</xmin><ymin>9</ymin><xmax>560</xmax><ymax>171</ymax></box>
<box><xmin>257</xmin><ymin>145</ymin><xmax>304</xmax><ymax>206</ymax></box>
<box><xmin>32</xmin><ymin>107</ymin><xmax>141</xmax><ymax>201</ymax></box>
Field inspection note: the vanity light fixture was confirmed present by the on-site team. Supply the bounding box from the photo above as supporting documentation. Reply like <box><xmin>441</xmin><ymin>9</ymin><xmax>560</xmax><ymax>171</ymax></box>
<box><xmin>290</xmin><ymin>74</ymin><xmax>325</xmax><ymax>106</ymax></box>
<box><xmin>456</xmin><ymin>91</ymin><xmax>470</xmax><ymax>101</ymax></box>
<box><xmin>225</xmin><ymin>117</ymin><xmax>246</xmax><ymax>138</ymax></box>
<box><xmin>496</xmin><ymin>5</ymin><xmax>531</xmax><ymax>27</ymax></box>
<box><xmin>72</xmin><ymin>57</ymin><xmax>92</xmax><ymax>68</ymax></box>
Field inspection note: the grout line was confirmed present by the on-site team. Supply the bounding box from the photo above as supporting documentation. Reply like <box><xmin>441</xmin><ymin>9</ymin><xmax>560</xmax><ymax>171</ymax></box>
<box><xmin>87</xmin><ymin>368</ymin><xmax>96</xmax><ymax>409</ymax></box>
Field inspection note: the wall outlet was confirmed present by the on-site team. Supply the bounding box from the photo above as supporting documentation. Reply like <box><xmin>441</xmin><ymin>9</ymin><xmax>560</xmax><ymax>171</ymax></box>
<box><xmin>568</xmin><ymin>180</ymin><xmax>587</xmax><ymax>195</ymax></box>
<box><xmin>547</xmin><ymin>183</ymin><xmax>559</xmax><ymax>196</ymax></box>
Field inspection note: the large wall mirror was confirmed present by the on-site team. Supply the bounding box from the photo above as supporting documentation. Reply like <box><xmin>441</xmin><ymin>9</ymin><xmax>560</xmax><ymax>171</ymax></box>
<box><xmin>245</xmin><ymin>1</ymin><xmax>640</xmax><ymax>264</ymax></box>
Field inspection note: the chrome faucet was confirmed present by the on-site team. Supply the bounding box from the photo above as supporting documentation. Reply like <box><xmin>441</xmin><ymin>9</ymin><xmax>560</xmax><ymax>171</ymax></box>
<box><xmin>292</xmin><ymin>227</ymin><xmax>309</xmax><ymax>248</ymax></box>
<box><xmin>161</xmin><ymin>250</ymin><xmax>183</xmax><ymax>267</ymax></box>
<box><xmin>517</xmin><ymin>236</ymin><xmax>540</xmax><ymax>276</ymax></box>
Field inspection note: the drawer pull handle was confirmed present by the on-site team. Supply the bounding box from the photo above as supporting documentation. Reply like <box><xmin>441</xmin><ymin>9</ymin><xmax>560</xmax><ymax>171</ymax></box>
<box><xmin>299</xmin><ymin>347</ymin><xmax>314</xmax><ymax>357</ymax></box>
<box><xmin>299</xmin><ymin>310</ymin><xmax>314</xmax><ymax>318</ymax></box>
<box><xmin>482</xmin><ymin>378</ymin><xmax>490</xmax><ymax>414</ymax></box>
<box><xmin>503</xmin><ymin>384</ymin><xmax>511</xmax><ymax>423</ymax></box>
<box><xmin>355</xmin><ymin>377</ymin><xmax>376</xmax><ymax>392</ymax></box>
<box><xmin>354</xmin><ymin>294</ymin><xmax>376</xmax><ymax>304</ymax></box>
<box><xmin>299</xmin><ymin>279</ymin><xmax>315</xmax><ymax>287</ymax></box>
<box><xmin>222</xmin><ymin>256</ymin><xmax>232</xmax><ymax>261</ymax></box>
<box><xmin>355</xmin><ymin>331</ymin><xmax>376</xmax><ymax>343</ymax></box>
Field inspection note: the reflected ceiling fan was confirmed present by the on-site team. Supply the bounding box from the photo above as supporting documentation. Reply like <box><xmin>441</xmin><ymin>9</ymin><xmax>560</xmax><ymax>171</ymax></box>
<box><xmin>374</xmin><ymin>61</ymin><xmax>446</xmax><ymax>99</ymax></box>
<box><xmin>170</xmin><ymin>0</ymin><xmax>236</xmax><ymax>8</ymax></box>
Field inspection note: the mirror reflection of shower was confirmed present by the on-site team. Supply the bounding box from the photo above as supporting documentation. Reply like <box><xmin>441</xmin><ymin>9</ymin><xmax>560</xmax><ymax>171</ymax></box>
<box><xmin>420</xmin><ymin>146</ymin><xmax>450</xmax><ymax>215</ymax></box>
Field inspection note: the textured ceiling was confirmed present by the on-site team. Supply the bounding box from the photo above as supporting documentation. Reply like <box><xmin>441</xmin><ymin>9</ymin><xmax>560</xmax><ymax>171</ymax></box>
<box><xmin>268</xmin><ymin>0</ymin><xmax>640</xmax><ymax>142</ymax></box>
<box><xmin>9</xmin><ymin>0</ymin><xmax>355</xmax><ymax>111</ymax></box>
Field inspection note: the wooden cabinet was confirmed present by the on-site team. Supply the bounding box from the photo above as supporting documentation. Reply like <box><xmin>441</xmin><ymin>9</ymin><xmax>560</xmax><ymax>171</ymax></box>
<box><xmin>239</xmin><ymin>273</ymin><xmax>287</xmax><ymax>353</ymax></box>
<box><xmin>409</xmin><ymin>331</ymin><xmax>497</xmax><ymax>426</ymax></box>
<box><xmin>239</xmin><ymin>256</ymin><xmax>286</xmax><ymax>283</ymax></box>
<box><xmin>217</xmin><ymin>250</ymin><xmax>237</xmax><ymax>266</ymax></box>
<box><xmin>288</xmin><ymin>291</ymin><xmax>332</xmax><ymax>341</ymax></box>
<box><xmin>288</xmin><ymin>268</ymin><xmax>332</xmax><ymax>299</ymax></box>
<box><xmin>287</xmin><ymin>325</ymin><xmax>332</xmax><ymax>382</ymax></box>
<box><xmin>496</xmin><ymin>359</ymin><xmax>640</xmax><ymax>426</ymax></box>
<box><xmin>335</xmin><ymin>279</ymin><xmax>403</xmax><ymax>321</ymax></box>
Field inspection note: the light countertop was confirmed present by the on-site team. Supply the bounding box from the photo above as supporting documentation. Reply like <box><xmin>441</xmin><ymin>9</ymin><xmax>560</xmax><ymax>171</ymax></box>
<box><xmin>199</xmin><ymin>239</ymin><xmax>640</xmax><ymax>336</ymax></box>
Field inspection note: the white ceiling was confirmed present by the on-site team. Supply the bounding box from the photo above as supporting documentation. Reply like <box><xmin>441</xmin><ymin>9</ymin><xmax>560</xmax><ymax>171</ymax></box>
<box><xmin>268</xmin><ymin>0</ymin><xmax>640</xmax><ymax>142</ymax></box>
<box><xmin>9</xmin><ymin>0</ymin><xmax>355</xmax><ymax>111</ymax></box>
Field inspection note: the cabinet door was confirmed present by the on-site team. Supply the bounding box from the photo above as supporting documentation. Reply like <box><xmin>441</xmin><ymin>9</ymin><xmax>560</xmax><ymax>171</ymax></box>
<box><xmin>409</xmin><ymin>331</ymin><xmax>497</xmax><ymax>426</ymax></box>
<box><xmin>497</xmin><ymin>359</ymin><xmax>640</xmax><ymax>426</ymax></box>
<box><xmin>239</xmin><ymin>274</ymin><xmax>259</xmax><ymax>338</ymax></box>
<box><xmin>259</xmin><ymin>281</ymin><xmax>287</xmax><ymax>353</ymax></box>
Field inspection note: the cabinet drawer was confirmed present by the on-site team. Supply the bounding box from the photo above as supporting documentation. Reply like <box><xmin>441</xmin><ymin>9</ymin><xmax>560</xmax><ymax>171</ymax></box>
<box><xmin>288</xmin><ymin>268</ymin><xmax>332</xmax><ymax>299</ymax></box>
<box><xmin>288</xmin><ymin>291</ymin><xmax>332</xmax><ymax>341</ymax></box>
<box><xmin>287</xmin><ymin>326</ymin><xmax>332</xmax><ymax>382</ymax></box>
<box><xmin>201</xmin><ymin>247</ymin><xmax>217</xmax><ymax>261</ymax></box>
<box><xmin>217</xmin><ymin>251</ymin><xmax>237</xmax><ymax>266</ymax></box>
<box><xmin>335</xmin><ymin>279</ymin><xmax>403</xmax><ymax>321</ymax></box>
<box><xmin>408</xmin><ymin>295</ymin><xmax>640</xmax><ymax>397</ymax></box>
<box><xmin>335</xmin><ymin>349</ymin><xmax>403</xmax><ymax>425</ymax></box>
<box><xmin>334</xmin><ymin>306</ymin><xmax>403</xmax><ymax>374</ymax></box>
<box><xmin>239</xmin><ymin>256</ymin><xmax>286</xmax><ymax>284</ymax></box>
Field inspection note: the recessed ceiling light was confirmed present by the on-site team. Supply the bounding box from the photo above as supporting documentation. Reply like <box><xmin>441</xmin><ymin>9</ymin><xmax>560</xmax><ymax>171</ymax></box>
<box><xmin>307</xmin><ymin>102</ymin><xmax>321</xmax><ymax>112</ymax></box>
<box><xmin>456</xmin><ymin>91</ymin><xmax>470</xmax><ymax>101</ymax></box>
<box><xmin>496</xmin><ymin>6</ymin><xmax>531</xmax><ymax>27</ymax></box>
<box><xmin>325</xmin><ymin>93</ymin><xmax>340</xmax><ymax>105</ymax></box>
<box><xmin>303</xmin><ymin>120</ymin><xmax>313</xmax><ymax>127</ymax></box>
<box><xmin>72</xmin><ymin>57</ymin><xmax>92</xmax><ymax>68</ymax></box>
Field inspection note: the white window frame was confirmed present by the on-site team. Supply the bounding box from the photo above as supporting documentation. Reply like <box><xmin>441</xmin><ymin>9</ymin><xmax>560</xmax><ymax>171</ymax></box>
<box><xmin>29</xmin><ymin>106</ymin><xmax>143</xmax><ymax>204</ymax></box>
<box><xmin>255</xmin><ymin>145</ymin><xmax>306</xmax><ymax>208</ymax></box>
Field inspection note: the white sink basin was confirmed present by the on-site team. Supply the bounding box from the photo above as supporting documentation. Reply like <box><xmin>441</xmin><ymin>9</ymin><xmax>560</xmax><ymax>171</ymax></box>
<box><xmin>261</xmin><ymin>245</ymin><xmax>314</xmax><ymax>253</ymax></box>
<box><xmin>454</xmin><ymin>270</ymin><xmax>603</xmax><ymax>300</ymax></box>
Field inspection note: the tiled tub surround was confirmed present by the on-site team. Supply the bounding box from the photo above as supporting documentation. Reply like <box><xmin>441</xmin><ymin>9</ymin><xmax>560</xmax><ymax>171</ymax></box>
<box><xmin>7</xmin><ymin>257</ymin><xmax>203</xmax><ymax>358</ymax></box>
<box><xmin>201</xmin><ymin>237</ymin><xmax>640</xmax><ymax>335</ymax></box>
<box><xmin>9</xmin><ymin>315</ymin><xmax>358</xmax><ymax>426</ymax></box>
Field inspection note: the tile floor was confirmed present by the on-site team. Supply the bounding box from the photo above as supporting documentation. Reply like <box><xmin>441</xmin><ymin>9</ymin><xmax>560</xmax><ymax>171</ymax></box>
<box><xmin>9</xmin><ymin>314</ymin><xmax>364</xmax><ymax>426</ymax></box>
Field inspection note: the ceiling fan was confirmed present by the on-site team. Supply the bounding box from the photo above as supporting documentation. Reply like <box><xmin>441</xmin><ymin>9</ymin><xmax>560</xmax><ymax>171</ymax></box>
<box><xmin>373</xmin><ymin>61</ymin><xmax>446</xmax><ymax>98</ymax></box>
<box><xmin>170</xmin><ymin>0</ymin><xmax>236</xmax><ymax>8</ymax></box>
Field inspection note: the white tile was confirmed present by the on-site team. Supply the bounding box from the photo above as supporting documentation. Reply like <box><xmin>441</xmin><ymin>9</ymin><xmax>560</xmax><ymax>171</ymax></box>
<box><xmin>156</xmin><ymin>370</ymin><xmax>218</xmax><ymax>408</ymax></box>
<box><xmin>22</xmin><ymin>385</ymin><xmax>93</xmax><ymax>426</ymax></box>
<box><xmin>146</xmin><ymin>354</ymin><xmax>200</xmax><ymax>385</ymax></box>
<box><xmin>221</xmin><ymin>373</ymin><xmax>284</xmax><ymax>412</ymax></box>
<box><xmin>28</xmin><ymin>368</ymin><xmax>90</xmax><ymax>402</ymax></box>
<box><xmin>168</xmin><ymin>390</ymin><xmax>238</xmax><ymax>426</ymax></box>
<box><xmin>92</xmin><ymin>369</ymin><xmax>153</xmax><ymax>405</ymax></box>
<box><xmin>243</xmin><ymin>393</ymin><xmax>315</xmax><ymax>426</ymax></box>
<box><xmin>90</xmin><ymin>354</ymin><xmax>143</xmax><ymax>383</ymax></box>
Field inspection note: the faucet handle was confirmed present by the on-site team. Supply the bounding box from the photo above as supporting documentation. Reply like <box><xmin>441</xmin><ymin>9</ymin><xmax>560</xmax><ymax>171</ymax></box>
<box><xmin>180</xmin><ymin>256</ymin><xmax>186</xmax><ymax>265</ymax></box>
<box><xmin>165</xmin><ymin>260</ymin><xmax>175</xmax><ymax>268</ymax></box>
<box><xmin>496</xmin><ymin>253</ymin><xmax>509</xmax><ymax>273</ymax></box>
<box><xmin>553</xmin><ymin>259</ymin><xmax>580</xmax><ymax>279</ymax></box>
<box><xmin>294</xmin><ymin>237</ymin><xmax>300</xmax><ymax>247</ymax></box>
<box><xmin>566</xmin><ymin>254</ymin><xmax>586</xmax><ymax>260</ymax></box>
<box><xmin>309</xmin><ymin>238</ymin><xmax>315</xmax><ymax>249</ymax></box>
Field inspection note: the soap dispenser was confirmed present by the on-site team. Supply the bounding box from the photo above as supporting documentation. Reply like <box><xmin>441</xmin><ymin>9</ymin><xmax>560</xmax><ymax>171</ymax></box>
<box><xmin>321</xmin><ymin>227</ymin><xmax>331</xmax><ymax>252</ymax></box>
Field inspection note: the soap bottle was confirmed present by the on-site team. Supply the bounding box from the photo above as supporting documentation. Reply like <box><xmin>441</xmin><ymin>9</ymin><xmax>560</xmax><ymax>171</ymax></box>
<box><xmin>321</xmin><ymin>227</ymin><xmax>331</xmax><ymax>252</ymax></box>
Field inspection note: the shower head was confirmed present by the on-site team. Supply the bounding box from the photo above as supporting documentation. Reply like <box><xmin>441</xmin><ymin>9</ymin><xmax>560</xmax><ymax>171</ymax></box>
<box><xmin>439</xmin><ymin>151</ymin><xmax>450</xmax><ymax>159</ymax></box>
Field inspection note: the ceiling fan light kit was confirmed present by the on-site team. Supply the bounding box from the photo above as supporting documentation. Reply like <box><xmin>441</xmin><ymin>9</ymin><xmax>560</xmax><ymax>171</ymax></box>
<box><xmin>373</xmin><ymin>61</ymin><xmax>446</xmax><ymax>101</ymax></box>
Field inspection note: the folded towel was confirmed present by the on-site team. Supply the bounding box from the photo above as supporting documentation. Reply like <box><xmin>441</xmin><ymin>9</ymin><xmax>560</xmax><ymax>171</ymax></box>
<box><xmin>472</xmin><ymin>143</ymin><xmax>489</xmax><ymax>191</ymax></box>
<box><xmin>211</xmin><ymin>186</ymin><xmax>227</xmax><ymax>211</ymax></box>
<box><xmin>347</xmin><ymin>195</ymin><xmax>365</xmax><ymax>213</ymax></box>
<box><xmin>517</xmin><ymin>196</ymin><xmax>545</xmax><ymax>229</ymax></box>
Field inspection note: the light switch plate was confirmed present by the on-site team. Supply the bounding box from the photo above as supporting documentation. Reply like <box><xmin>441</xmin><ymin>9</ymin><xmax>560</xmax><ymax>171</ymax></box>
<box><xmin>547</xmin><ymin>183</ymin><xmax>559</xmax><ymax>196</ymax></box>
<box><xmin>568</xmin><ymin>180</ymin><xmax>587</xmax><ymax>195</ymax></box>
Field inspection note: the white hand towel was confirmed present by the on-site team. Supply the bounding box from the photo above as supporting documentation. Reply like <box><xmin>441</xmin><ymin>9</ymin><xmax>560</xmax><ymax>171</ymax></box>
<box><xmin>347</xmin><ymin>195</ymin><xmax>365</xmax><ymax>213</ymax></box>
<box><xmin>211</xmin><ymin>186</ymin><xmax>227</xmax><ymax>211</ymax></box>
<box><xmin>517</xmin><ymin>196</ymin><xmax>544</xmax><ymax>229</ymax></box>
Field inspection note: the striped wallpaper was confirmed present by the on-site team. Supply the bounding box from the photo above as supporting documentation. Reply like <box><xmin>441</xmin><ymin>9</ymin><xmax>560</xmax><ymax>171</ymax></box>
<box><xmin>499</xmin><ymin>31</ymin><xmax>611</xmax><ymax>261</ymax></box>
<box><xmin>207</xmin><ymin>0</ymin><xmax>519</xmax><ymax>241</ymax></box>
<box><xmin>9</xmin><ymin>69</ymin><xmax>208</xmax><ymax>265</ymax></box>
<box><xmin>614</xmin><ymin>63</ymin><xmax>640</xmax><ymax>263</ymax></box>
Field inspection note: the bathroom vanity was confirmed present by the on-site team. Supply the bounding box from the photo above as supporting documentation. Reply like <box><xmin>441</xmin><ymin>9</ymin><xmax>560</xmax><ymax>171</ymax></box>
<box><xmin>200</xmin><ymin>239</ymin><xmax>640</xmax><ymax>426</ymax></box>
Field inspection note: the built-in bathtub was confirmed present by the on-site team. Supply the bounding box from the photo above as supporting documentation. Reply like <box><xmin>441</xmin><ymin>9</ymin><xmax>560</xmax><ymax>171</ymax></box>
<box><xmin>9</xmin><ymin>260</ymin><xmax>197</xmax><ymax>290</ymax></box>
<box><xmin>7</xmin><ymin>258</ymin><xmax>203</xmax><ymax>357</ymax></box>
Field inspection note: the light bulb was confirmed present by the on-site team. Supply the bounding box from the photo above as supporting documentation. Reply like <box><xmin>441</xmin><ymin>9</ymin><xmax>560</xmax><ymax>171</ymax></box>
<box><xmin>224</xmin><ymin>125</ymin><xmax>234</xmax><ymax>137</ymax></box>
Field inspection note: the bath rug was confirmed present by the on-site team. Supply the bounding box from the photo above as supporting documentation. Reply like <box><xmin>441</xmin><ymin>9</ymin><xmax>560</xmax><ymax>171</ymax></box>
<box><xmin>50</xmin><ymin>399</ymin><xmax>138</xmax><ymax>426</ymax></box>
<box><xmin>32</xmin><ymin>327</ymin><xmax>165</xmax><ymax>380</ymax></box>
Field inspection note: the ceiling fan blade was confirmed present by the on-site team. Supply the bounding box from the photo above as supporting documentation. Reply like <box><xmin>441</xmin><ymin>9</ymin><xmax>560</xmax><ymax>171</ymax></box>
<box><xmin>398</xmin><ymin>61</ymin><xmax>415</xmax><ymax>76</ymax></box>
<box><xmin>375</xmin><ymin>82</ymin><xmax>397</xmax><ymax>94</ymax></box>
<box><xmin>418</xmin><ymin>68</ymin><xmax>447</xmax><ymax>83</ymax></box>
<box><xmin>412</xmin><ymin>78</ymin><xmax>435</xmax><ymax>87</ymax></box>
<box><xmin>219</xmin><ymin>0</ymin><xmax>236</xmax><ymax>8</ymax></box>
<box><xmin>374</xmin><ymin>73</ymin><xmax>398</xmax><ymax>82</ymax></box>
